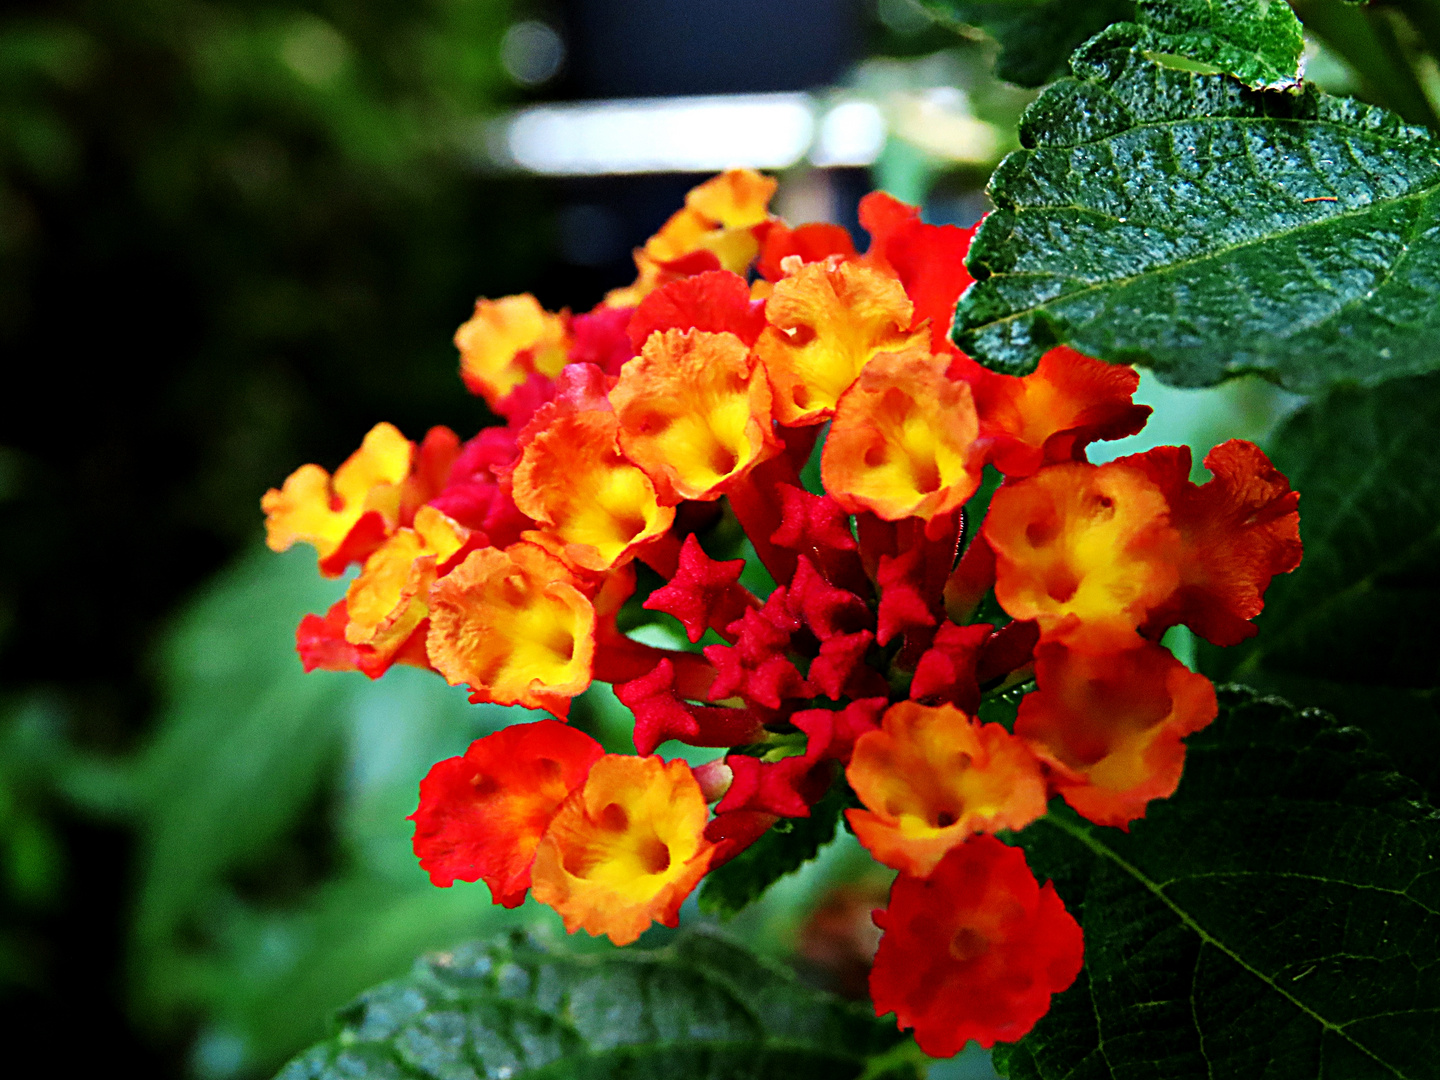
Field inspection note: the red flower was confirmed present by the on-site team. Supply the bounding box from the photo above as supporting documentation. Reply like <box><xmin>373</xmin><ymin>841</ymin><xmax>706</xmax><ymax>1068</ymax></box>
<box><xmin>870</xmin><ymin>836</ymin><xmax>1083</xmax><ymax>1054</ymax></box>
<box><xmin>641</xmin><ymin>533</ymin><xmax>751</xmax><ymax>643</ymax></box>
<box><xmin>1128</xmin><ymin>439</ymin><xmax>1302</xmax><ymax>646</ymax></box>
<box><xmin>859</xmin><ymin>190</ymin><xmax>978</xmax><ymax>358</ymax></box>
<box><xmin>409</xmin><ymin>720</ymin><xmax>603</xmax><ymax>906</ymax></box>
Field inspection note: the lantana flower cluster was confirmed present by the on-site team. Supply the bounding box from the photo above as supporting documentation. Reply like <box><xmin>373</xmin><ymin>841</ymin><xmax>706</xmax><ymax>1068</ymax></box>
<box><xmin>262</xmin><ymin>171</ymin><xmax>1301</xmax><ymax>1054</ymax></box>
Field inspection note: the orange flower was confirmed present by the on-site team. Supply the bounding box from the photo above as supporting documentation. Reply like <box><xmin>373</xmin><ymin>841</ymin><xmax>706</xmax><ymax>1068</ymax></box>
<box><xmin>262</xmin><ymin>422</ymin><xmax>414</xmax><ymax>576</ymax></box>
<box><xmin>455</xmin><ymin>293</ymin><xmax>569</xmax><ymax>408</ymax></box>
<box><xmin>1016</xmin><ymin>641</ymin><xmax>1218</xmax><ymax>828</ymax></box>
<box><xmin>846</xmin><ymin>701</ymin><xmax>1047</xmax><ymax>876</ymax></box>
<box><xmin>984</xmin><ymin>460</ymin><xmax>1182</xmax><ymax>650</ymax></box>
<box><xmin>870</xmin><ymin>836</ymin><xmax>1083</xmax><ymax>1054</ymax></box>
<box><xmin>425</xmin><ymin>542</ymin><xmax>595</xmax><ymax>717</ymax></box>
<box><xmin>610</xmin><ymin>329</ymin><xmax>779</xmax><ymax>502</ymax></box>
<box><xmin>1129</xmin><ymin>440</ymin><xmax>1302</xmax><ymax>646</ymax></box>
<box><xmin>410</xmin><ymin>720</ymin><xmax>603</xmax><ymax>905</ymax></box>
<box><xmin>530</xmin><ymin>754</ymin><xmax>715</xmax><ymax>945</ymax></box>
<box><xmin>343</xmin><ymin>506</ymin><xmax>470</xmax><ymax>665</ymax></box>
<box><xmin>755</xmin><ymin>259</ymin><xmax>926</xmax><ymax>425</ymax></box>
<box><xmin>511</xmin><ymin>406</ymin><xmax>674</xmax><ymax>570</ymax></box>
<box><xmin>822</xmin><ymin>347</ymin><xmax>983</xmax><ymax>521</ymax></box>
<box><xmin>971</xmin><ymin>347</ymin><xmax>1151</xmax><ymax>477</ymax></box>
<box><xmin>608</xmin><ymin>169</ymin><xmax>777</xmax><ymax>306</ymax></box>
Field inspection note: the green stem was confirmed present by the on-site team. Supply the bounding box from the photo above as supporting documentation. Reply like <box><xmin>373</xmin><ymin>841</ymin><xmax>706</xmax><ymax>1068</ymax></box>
<box><xmin>1293</xmin><ymin>0</ymin><xmax>1440</xmax><ymax>129</ymax></box>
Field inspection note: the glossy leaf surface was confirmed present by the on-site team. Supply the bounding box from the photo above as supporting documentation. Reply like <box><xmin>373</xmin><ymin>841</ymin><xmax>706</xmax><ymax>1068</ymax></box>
<box><xmin>955</xmin><ymin>30</ymin><xmax>1440</xmax><ymax>391</ymax></box>
<box><xmin>1132</xmin><ymin>0</ymin><xmax>1305</xmax><ymax>90</ymax></box>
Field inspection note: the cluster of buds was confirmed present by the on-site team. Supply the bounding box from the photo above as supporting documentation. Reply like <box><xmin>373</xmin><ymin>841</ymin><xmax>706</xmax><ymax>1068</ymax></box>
<box><xmin>263</xmin><ymin>171</ymin><xmax>1301</xmax><ymax>1053</ymax></box>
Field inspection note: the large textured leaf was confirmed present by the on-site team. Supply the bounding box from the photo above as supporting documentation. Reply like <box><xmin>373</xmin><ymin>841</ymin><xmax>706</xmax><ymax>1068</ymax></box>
<box><xmin>921</xmin><ymin>0</ymin><xmax>1135</xmax><ymax>87</ymax></box>
<box><xmin>953</xmin><ymin>27</ymin><xmax>1440</xmax><ymax>391</ymax></box>
<box><xmin>275</xmin><ymin>928</ymin><xmax>915</xmax><ymax>1080</ymax></box>
<box><xmin>995</xmin><ymin>686</ymin><xmax>1440</xmax><ymax>1078</ymax></box>
<box><xmin>1205</xmin><ymin>373</ymin><xmax>1440</xmax><ymax>801</ymax></box>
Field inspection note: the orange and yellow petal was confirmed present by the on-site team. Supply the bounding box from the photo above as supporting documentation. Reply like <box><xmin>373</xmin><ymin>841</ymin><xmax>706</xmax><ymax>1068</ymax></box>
<box><xmin>410</xmin><ymin>720</ymin><xmax>604</xmax><ymax>905</ymax></box>
<box><xmin>756</xmin><ymin>259</ymin><xmax>926</xmax><ymax>425</ymax></box>
<box><xmin>607</xmin><ymin>170</ymin><xmax>778</xmax><ymax>307</ymax></box>
<box><xmin>845</xmin><ymin>701</ymin><xmax>1047</xmax><ymax>877</ymax></box>
<box><xmin>425</xmin><ymin>542</ymin><xmax>596</xmax><ymax>717</ymax></box>
<box><xmin>530</xmin><ymin>754</ymin><xmax>715</xmax><ymax>945</ymax></box>
<box><xmin>1016</xmin><ymin>641</ymin><xmax>1218</xmax><ymax>828</ymax></box>
<box><xmin>972</xmin><ymin>348</ymin><xmax>1151</xmax><ymax>477</ymax></box>
<box><xmin>344</xmin><ymin>506</ymin><xmax>470</xmax><ymax>663</ymax></box>
<box><xmin>511</xmin><ymin>408</ymin><xmax>675</xmax><ymax>570</ymax></box>
<box><xmin>822</xmin><ymin>348</ymin><xmax>983</xmax><ymax>521</ymax></box>
<box><xmin>984</xmin><ymin>460</ymin><xmax>1182</xmax><ymax>650</ymax></box>
<box><xmin>610</xmin><ymin>329</ymin><xmax>778</xmax><ymax>502</ymax></box>
<box><xmin>648</xmin><ymin>168</ymin><xmax>776</xmax><ymax>270</ymax></box>
<box><xmin>262</xmin><ymin>422</ymin><xmax>413</xmax><ymax>571</ymax></box>
<box><xmin>455</xmin><ymin>293</ymin><xmax>569</xmax><ymax>408</ymax></box>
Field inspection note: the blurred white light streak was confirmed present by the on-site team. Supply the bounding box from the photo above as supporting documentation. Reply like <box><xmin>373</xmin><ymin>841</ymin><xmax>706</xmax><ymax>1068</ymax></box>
<box><xmin>503</xmin><ymin>94</ymin><xmax>891</xmax><ymax>175</ymax></box>
<box><xmin>811</xmin><ymin>100</ymin><xmax>887</xmax><ymax>167</ymax></box>
<box><xmin>486</xmin><ymin>88</ymin><xmax>1000</xmax><ymax>175</ymax></box>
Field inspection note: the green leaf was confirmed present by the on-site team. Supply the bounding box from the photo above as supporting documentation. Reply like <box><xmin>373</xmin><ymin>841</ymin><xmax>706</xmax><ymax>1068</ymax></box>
<box><xmin>953</xmin><ymin>29</ymin><xmax>1440</xmax><ymax>392</ymax></box>
<box><xmin>198</xmin><ymin>875</ymin><xmax>541</xmax><ymax>1074</ymax></box>
<box><xmin>698</xmin><ymin>782</ymin><xmax>849</xmax><ymax>918</ymax></box>
<box><xmin>128</xmin><ymin>546</ymin><xmax>354</xmax><ymax>1023</ymax></box>
<box><xmin>922</xmin><ymin>0</ymin><xmax>1136</xmax><ymax>87</ymax></box>
<box><xmin>1205</xmin><ymin>373</ymin><xmax>1440</xmax><ymax>801</ymax></box>
<box><xmin>275</xmin><ymin>927</ymin><xmax>915</xmax><ymax>1080</ymax></box>
<box><xmin>1133</xmin><ymin>0</ymin><xmax>1305</xmax><ymax>90</ymax></box>
<box><xmin>995</xmin><ymin>686</ymin><xmax>1440</xmax><ymax>1077</ymax></box>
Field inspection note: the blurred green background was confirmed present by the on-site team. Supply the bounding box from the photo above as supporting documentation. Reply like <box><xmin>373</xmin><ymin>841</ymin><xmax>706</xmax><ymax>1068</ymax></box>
<box><xmin>0</xmin><ymin>1</ymin><xmax>1365</xmax><ymax>1077</ymax></box>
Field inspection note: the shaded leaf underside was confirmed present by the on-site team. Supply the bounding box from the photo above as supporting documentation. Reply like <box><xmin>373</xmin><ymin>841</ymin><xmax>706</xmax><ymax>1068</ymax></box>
<box><xmin>921</xmin><ymin>0</ymin><xmax>1136</xmax><ymax>87</ymax></box>
<box><xmin>1205</xmin><ymin>372</ymin><xmax>1440</xmax><ymax>802</ymax></box>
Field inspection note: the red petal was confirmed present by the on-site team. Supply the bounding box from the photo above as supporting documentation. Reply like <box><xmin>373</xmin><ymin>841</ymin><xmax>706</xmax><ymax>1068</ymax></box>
<box><xmin>628</xmin><ymin>270</ymin><xmax>767</xmax><ymax>349</ymax></box>
<box><xmin>909</xmin><ymin>622</ymin><xmax>992</xmax><ymax>712</ymax></box>
<box><xmin>642</xmin><ymin>533</ymin><xmax>752</xmax><ymax>644</ymax></box>
<box><xmin>757</xmin><ymin>221</ymin><xmax>857</xmax><ymax>282</ymax></box>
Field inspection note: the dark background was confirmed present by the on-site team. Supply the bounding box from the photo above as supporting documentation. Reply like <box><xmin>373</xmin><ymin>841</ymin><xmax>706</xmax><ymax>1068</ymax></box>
<box><xmin>0</xmin><ymin>0</ymin><xmax>934</xmax><ymax>1073</ymax></box>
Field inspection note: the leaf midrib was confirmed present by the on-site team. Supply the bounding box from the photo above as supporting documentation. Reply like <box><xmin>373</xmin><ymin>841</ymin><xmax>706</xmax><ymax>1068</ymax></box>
<box><xmin>1043</xmin><ymin>812</ymin><xmax>1413</xmax><ymax>1078</ymax></box>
